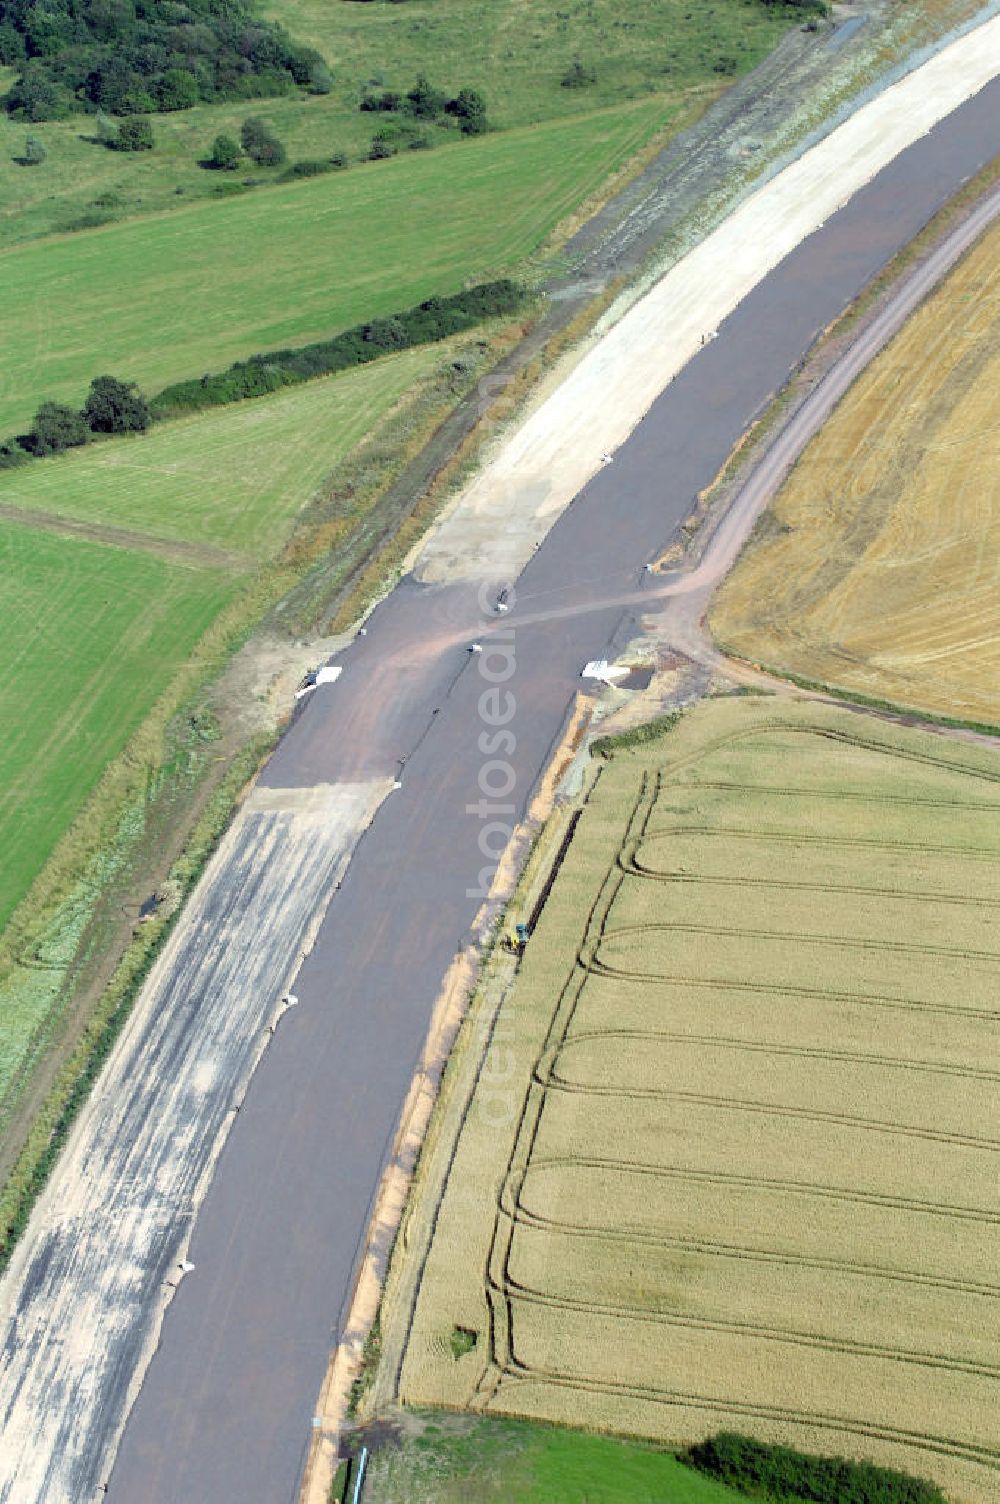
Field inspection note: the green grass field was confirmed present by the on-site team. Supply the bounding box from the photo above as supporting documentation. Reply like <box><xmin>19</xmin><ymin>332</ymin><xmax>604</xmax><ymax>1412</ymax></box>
<box><xmin>0</xmin><ymin>343</ymin><xmax>443</xmax><ymax>557</ymax></box>
<box><xmin>0</xmin><ymin>520</ymin><xmax>232</xmax><ymax>935</ymax></box>
<box><xmin>0</xmin><ymin>345</ymin><xmax>448</xmax><ymax>1127</ymax></box>
<box><xmin>0</xmin><ymin>98</ymin><xmax>668</xmax><ymax>439</ymax></box>
<box><xmin>362</xmin><ymin>1412</ymin><xmax>750</xmax><ymax>1504</ymax></box>
<box><xmin>0</xmin><ymin>0</ymin><xmax>796</xmax><ymax>249</ymax></box>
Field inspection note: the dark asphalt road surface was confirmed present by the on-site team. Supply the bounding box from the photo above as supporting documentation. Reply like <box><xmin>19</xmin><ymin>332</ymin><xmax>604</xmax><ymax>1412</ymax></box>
<box><xmin>108</xmin><ymin>77</ymin><xmax>1000</xmax><ymax>1504</ymax></box>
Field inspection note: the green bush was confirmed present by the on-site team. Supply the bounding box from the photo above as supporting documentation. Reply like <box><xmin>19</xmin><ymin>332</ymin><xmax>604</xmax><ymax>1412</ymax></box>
<box><xmin>680</xmin><ymin>1434</ymin><xmax>948</xmax><ymax>1504</ymax></box>
<box><xmin>25</xmin><ymin>401</ymin><xmax>90</xmax><ymax>456</ymax></box>
<box><xmin>449</xmin><ymin>1325</ymin><xmax>478</xmax><ymax>1359</ymax></box>
<box><xmin>83</xmin><ymin>375</ymin><xmax>151</xmax><ymax>435</ymax></box>
<box><xmin>151</xmin><ymin>279</ymin><xmax>528</xmax><ymax>419</ymax></box>
<box><xmin>208</xmin><ymin>133</ymin><xmax>241</xmax><ymax>171</ymax></box>
<box><xmin>21</xmin><ymin>134</ymin><xmax>46</xmax><ymax>165</ymax></box>
<box><xmin>361</xmin><ymin>88</ymin><xmax>403</xmax><ymax>112</ymax></box>
<box><xmin>562</xmin><ymin>59</ymin><xmax>597</xmax><ymax>88</ymax></box>
<box><xmin>157</xmin><ymin>67</ymin><xmax>199</xmax><ymax>112</ymax></box>
<box><xmin>405</xmin><ymin>73</ymin><xmax>447</xmax><ymax>119</ymax></box>
<box><xmin>0</xmin><ymin>437</ymin><xmax>32</xmax><ymax>470</ymax></box>
<box><xmin>281</xmin><ymin>158</ymin><xmax>335</xmax><ymax>179</ymax></box>
<box><xmin>241</xmin><ymin>116</ymin><xmax>286</xmax><ymax>167</ymax></box>
<box><xmin>114</xmin><ymin>118</ymin><xmax>154</xmax><ymax>152</ymax></box>
<box><xmin>446</xmin><ymin>86</ymin><xmax>488</xmax><ymax>135</ymax></box>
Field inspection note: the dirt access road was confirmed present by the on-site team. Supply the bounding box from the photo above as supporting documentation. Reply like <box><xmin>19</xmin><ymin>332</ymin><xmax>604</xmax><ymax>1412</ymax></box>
<box><xmin>0</xmin><ymin>49</ymin><xmax>998</xmax><ymax>1504</ymax></box>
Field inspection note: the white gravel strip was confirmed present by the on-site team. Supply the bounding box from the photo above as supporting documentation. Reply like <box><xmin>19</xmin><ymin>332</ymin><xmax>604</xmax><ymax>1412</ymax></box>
<box><xmin>415</xmin><ymin>15</ymin><xmax>1000</xmax><ymax>586</ymax></box>
<box><xmin>0</xmin><ymin>781</ymin><xmax>389</xmax><ymax>1504</ymax></box>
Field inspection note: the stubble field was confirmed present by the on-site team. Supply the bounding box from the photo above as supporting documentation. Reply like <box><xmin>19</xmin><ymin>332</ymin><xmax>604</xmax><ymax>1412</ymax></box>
<box><xmin>710</xmin><ymin>217</ymin><xmax>1000</xmax><ymax>727</ymax></box>
<box><xmin>396</xmin><ymin>697</ymin><xmax>1000</xmax><ymax>1504</ymax></box>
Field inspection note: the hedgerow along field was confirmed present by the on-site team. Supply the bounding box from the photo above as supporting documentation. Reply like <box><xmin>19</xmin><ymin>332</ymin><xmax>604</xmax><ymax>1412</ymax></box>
<box><xmin>0</xmin><ymin>342</ymin><xmax>443</xmax><ymax>557</ymax></box>
<box><xmin>0</xmin><ymin>0</ymin><xmax>802</xmax><ymax>248</ymax></box>
<box><xmin>0</xmin><ymin>344</ymin><xmax>445</xmax><ymax>1131</ymax></box>
<box><xmin>0</xmin><ymin>95</ymin><xmax>669</xmax><ymax>439</ymax></box>
<box><xmin>394</xmin><ymin>696</ymin><xmax>1000</xmax><ymax>1504</ymax></box>
<box><xmin>710</xmin><ymin>216</ymin><xmax>1000</xmax><ymax>728</ymax></box>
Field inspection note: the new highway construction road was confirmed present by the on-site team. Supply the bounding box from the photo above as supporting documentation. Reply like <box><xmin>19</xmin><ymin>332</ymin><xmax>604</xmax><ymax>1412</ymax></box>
<box><xmin>0</xmin><ymin>44</ymin><xmax>998</xmax><ymax>1504</ymax></box>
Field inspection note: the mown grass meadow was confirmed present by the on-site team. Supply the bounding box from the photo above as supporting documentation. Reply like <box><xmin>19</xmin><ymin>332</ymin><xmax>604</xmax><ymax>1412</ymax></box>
<box><xmin>0</xmin><ymin>521</ymin><xmax>231</xmax><ymax>937</ymax></box>
<box><xmin>0</xmin><ymin>97</ymin><xmax>672</xmax><ymax>438</ymax></box>
<box><xmin>361</xmin><ymin>1411</ymin><xmax>752</xmax><ymax>1504</ymax></box>
<box><xmin>0</xmin><ymin>0</ymin><xmax>799</xmax><ymax>249</ymax></box>
<box><xmin>0</xmin><ymin>344</ymin><xmax>448</xmax><ymax>1129</ymax></box>
<box><xmin>0</xmin><ymin>343</ymin><xmax>444</xmax><ymax>556</ymax></box>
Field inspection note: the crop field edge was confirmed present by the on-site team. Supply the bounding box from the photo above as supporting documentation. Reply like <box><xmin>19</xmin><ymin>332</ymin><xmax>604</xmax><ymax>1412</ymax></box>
<box><xmin>707</xmin><ymin>210</ymin><xmax>1000</xmax><ymax>727</ymax></box>
<box><xmin>383</xmin><ymin>696</ymin><xmax>1000</xmax><ymax>1504</ymax></box>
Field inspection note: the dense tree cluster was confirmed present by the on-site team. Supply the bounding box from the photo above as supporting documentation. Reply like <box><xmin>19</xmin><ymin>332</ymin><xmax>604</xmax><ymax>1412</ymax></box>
<box><xmin>9</xmin><ymin>375</ymin><xmax>152</xmax><ymax>460</ymax></box>
<box><xmin>361</xmin><ymin>75</ymin><xmax>488</xmax><ymax>136</ymax></box>
<box><xmin>240</xmin><ymin>113</ymin><xmax>284</xmax><ymax>166</ymax></box>
<box><xmin>0</xmin><ymin>0</ymin><xmax>331</xmax><ymax>121</ymax></box>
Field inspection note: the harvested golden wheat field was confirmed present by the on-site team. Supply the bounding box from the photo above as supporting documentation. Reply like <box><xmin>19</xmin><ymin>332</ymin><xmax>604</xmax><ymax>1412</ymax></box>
<box><xmin>395</xmin><ymin>698</ymin><xmax>1000</xmax><ymax>1503</ymax></box>
<box><xmin>709</xmin><ymin>218</ymin><xmax>1000</xmax><ymax>726</ymax></box>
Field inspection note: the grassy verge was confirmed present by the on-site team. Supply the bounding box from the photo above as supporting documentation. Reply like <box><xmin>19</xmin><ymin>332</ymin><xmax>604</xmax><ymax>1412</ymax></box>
<box><xmin>360</xmin><ymin>1411</ymin><xmax>753</xmax><ymax>1504</ymax></box>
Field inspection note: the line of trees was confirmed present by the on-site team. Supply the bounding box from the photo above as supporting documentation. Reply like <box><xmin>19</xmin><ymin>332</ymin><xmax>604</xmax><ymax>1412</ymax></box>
<box><xmin>151</xmin><ymin>280</ymin><xmax>527</xmax><ymax>416</ymax></box>
<box><xmin>0</xmin><ymin>281</ymin><xmax>527</xmax><ymax>469</ymax></box>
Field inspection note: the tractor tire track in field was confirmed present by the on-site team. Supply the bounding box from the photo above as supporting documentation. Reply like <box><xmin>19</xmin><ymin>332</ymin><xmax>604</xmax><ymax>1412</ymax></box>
<box><xmin>596</xmin><ymin>918</ymin><xmax>1000</xmax><ymax>962</ymax></box>
<box><xmin>518</xmin><ymin>1158</ymin><xmax>1000</xmax><ymax>1224</ymax></box>
<box><xmin>540</xmin><ymin>1028</ymin><xmax>1000</xmax><ymax>1084</ymax></box>
<box><xmin>635</xmin><ymin>825</ymin><xmax>1000</xmax><ymax>860</ymax></box>
<box><xmin>535</xmin><ymin>1071</ymin><xmax>1000</xmax><ymax>1154</ymax></box>
<box><xmin>503</xmin><ymin>1202</ymin><xmax>1000</xmax><ymax>1301</ymax></box>
<box><xmin>0</xmin><ymin>502</ymin><xmax>249</xmax><ymax>572</ymax></box>
<box><xmin>660</xmin><ymin>779</ymin><xmax>1000</xmax><ymax>808</ymax></box>
<box><xmin>581</xmin><ymin>968</ymin><xmax>1000</xmax><ymax>1022</ymax></box>
<box><xmin>472</xmin><ymin>717</ymin><xmax>1000</xmax><ymax>1480</ymax></box>
<box><xmin>626</xmin><ymin>862</ymin><xmax>1000</xmax><ymax>908</ymax></box>
<box><xmin>496</xmin><ymin>1279</ymin><xmax>1000</xmax><ymax>1384</ymax></box>
<box><xmin>493</xmin><ymin>1363</ymin><xmax>1000</xmax><ymax>1472</ymax></box>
